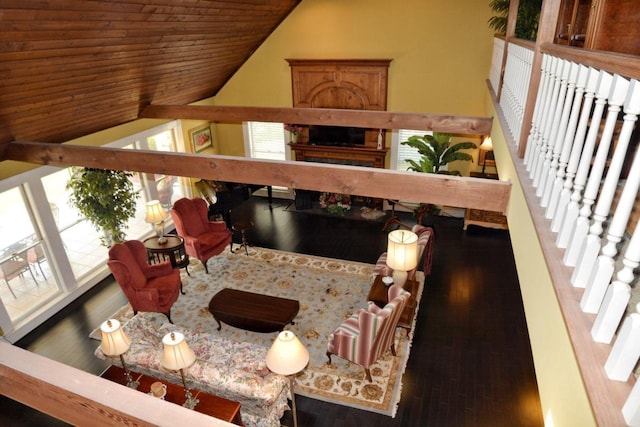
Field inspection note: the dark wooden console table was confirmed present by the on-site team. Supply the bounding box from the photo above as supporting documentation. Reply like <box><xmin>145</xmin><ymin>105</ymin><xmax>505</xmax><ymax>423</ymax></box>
<box><xmin>101</xmin><ymin>365</ymin><xmax>244</xmax><ymax>426</ymax></box>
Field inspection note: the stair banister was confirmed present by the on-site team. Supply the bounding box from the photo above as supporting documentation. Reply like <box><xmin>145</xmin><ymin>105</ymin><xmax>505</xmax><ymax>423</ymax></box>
<box><xmin>542</xmin><ymin>61</ymin><xmax>579</xmax><ymax>207</ymax></box>
<box><xmin>537</xmin><ymin>59</ymin><xmax>572</xmax><ymax>198</ymax></box>
<box><xmin>559</xmin><ymin>71</ymin><xmax>612</xmax><ymax>254</ymax></box>
<box><xmin>551</xmin><ymin>66</ymin><xmax>597</xmax><ymax>232</ymax></box>
<box><xmin>567</xmin><ymin>75</ymin><xmax>629</xmax><ymax>274</ymax></box>
<box><xmin>524</xmin><ymin>55</ymin><xmax>550</xmax><ymax>167</ymax></box>
<box><xmin>579</xmin><ymin>79</ymin><xmax>640</xmax><ymax>312</ymax></box>
<box><xmin>546</xmin><ymin>63</ymin><xmax>588</xmax><ymax>220</ymax></box>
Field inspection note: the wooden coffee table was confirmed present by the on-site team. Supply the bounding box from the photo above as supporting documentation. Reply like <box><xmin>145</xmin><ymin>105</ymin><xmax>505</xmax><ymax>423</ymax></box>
<box><xmin>368</xmin><ymin>275</ymin><xmax>419</xmax><ymax>335</ymax></box>
<box><xmin>208</xmin><ymin>288</ymin><xmax>300</xmax><ymax>333</ymax></box>
<box><xmin>100</xmin><ymin>365</ymin><xmax>243</xmax><ymax>426</ymax></box>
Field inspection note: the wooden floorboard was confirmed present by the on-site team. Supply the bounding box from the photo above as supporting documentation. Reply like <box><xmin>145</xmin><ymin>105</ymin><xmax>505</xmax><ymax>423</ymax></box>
<box><xmin>1</xmin><ymin>197</ymin><xmax>543</xmax><ymax>426</ymax></box>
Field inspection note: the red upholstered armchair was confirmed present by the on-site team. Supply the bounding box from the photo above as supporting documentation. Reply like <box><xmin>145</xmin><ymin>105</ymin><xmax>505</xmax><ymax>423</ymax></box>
<box><xmin>170</xmin><ymin>197</ymin><xmax>232</xmax><ymax>273</ymax></box>
<box><xmin>327</xmin><ymin>284</ymin><xmax>410</xmax><ymax>382</ymax></box>
<box><xmin>107</xmin><ymin>240</ymin><xmax>181</xmax><ymax>323</ymax></box>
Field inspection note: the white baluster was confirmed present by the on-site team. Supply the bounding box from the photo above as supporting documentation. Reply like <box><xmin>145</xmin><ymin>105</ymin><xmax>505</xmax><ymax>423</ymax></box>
<box><xmin>592</xmin><ymin>217</ymin><xmax>640</xmax><ymax>343</ymax></box>
<box><xmin>623</xmin><ymin>376</ymin><xmax>640</xmax><ymax>426</ymax></box>
<box><xmin>570</xmin><ymin>75</ymin><xmax>630</xmax><ymax>280</ymax></box>
<box><xmin>542</xmin><ymin>61</ymin><xmax>578</xmax><ymax>207</ymax></box>
<box><xmin>563</xmin><ymin>73</ymin><xmax>624</xmax><ymax>267</ymax></box>
<box><xmin>552</xmin><ymin>67</ymin><xmax>598</xmax><ymax>233</ymax></box>
<box><xmin>525</xmin><ymin>55</ymin><xmax>552</xmax><ymax>169</ymax></box>
<box><xmin>533</xmin><ymin>58</ymin><xmax>564</xmax><ymax>187</ymax></box>
<box><xmin>547</xmin><ymin>63</ymin><xmax>587</xmax><ymax>219</ymax></box>
<box><xmin>604</xmin><ymin>307</ymin><xmax>640</xmax><ymax>381</ymax></box>
<box><xmin>579</xmin><ymin>80</ymin><xmax>640</xmax><ymax>308</ymax></box>
<box><xmin>538</xmin><ymin>60</ymin><xmax>571</xmax><ymax>200</ymax></box>
<box><xmin>592</xmin><ymin>283</ymin><xmax>631</xmax><ymax>344</ymax></box>
<box><xmin>529</xmin><ymin>56</ymin><xmax>558</xmax><ymax>179</ymax></box>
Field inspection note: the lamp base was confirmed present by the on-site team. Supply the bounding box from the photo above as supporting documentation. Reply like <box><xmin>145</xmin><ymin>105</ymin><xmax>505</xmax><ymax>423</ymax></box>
<box><xmin>157</xmin><ymin>236</ymin><xmax>168</xmax><ymax>245</ymax></box>
<box><xmin>391</xmin><ymin>270</ymin><xmax>408</xmax><ymax>288</ymax></box>
<box><xmin>120</xmin><ymin>355</ymin><xmax>140</xmax><ymax>389</ymax></box>
<box><xmin>180</xmin><ymin>368</ymin><xmax>199</xmax><ymax>410</ymax></box>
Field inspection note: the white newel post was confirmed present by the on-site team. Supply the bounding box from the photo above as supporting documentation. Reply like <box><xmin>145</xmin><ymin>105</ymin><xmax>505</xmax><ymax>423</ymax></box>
<box><xmin>525</xmin><ymin>55</ymin><xmax>552</xmax><ymax>169</ymax></box>
<box><xmin>592</xmin><ymin>219</ymin><xmax>640</xmax><ymax>343</ymax></box>
<box><xmin>605</xmin><ymin>308</ymin><xmax>640</xmax><ymax>381</ymax></box>
<box><xmin>557</xmin><ymin>70</ymin><xmax>612</xmax><ymax>250</ymax></box>
<box><xmin>533</xmin><ymin>58</ymin><xmax>564</xmax><ymax>186</ymax></box>
<box><xmin>538</xmin><ymin>60</ymin><xmax>572</xmax><ymax>201</ymax></box>
<box><xmin>552</xmin><ymin>67</ymin><xmax>598</xmax><ymax>233</ymax></box>
<box><xmin>546</xmin><ymin>63</ymin><xmax>586</xmax><ymax>219</ymax></box>
<box><xmin>564</xmin><ymin>72</ymin><xmax>620</xmax><ymax>267</ymax></box>
<box><xmin>623</xmin><ymin>376</ymin><xmax>640</xmax><ymax>426</ymax></box>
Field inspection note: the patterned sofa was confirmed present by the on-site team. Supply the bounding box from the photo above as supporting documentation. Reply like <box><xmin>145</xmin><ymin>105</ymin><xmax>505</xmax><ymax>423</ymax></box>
<box><xmin>95</xmin><ymin>315</ymin><xmax>289</xmax><ymax>427</ymax></box>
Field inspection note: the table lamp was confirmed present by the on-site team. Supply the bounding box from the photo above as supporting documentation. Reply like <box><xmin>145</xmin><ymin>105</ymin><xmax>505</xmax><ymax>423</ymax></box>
<box><xmin>145</xmin><ymin>200</ymin><xmax>168</xmax><ymax>245</ymax></box>
<box><xmin>386</xmin><ymin>229</ymin><xmax>418</xmax><ymax>288</ymax></box>
<box><xmin>161</xmin><ymin>331</ymin><xmax>199</xmax><ymax>409</ymax></box>
<box><xmin>479</xmin><ymin>136</ymin><xmax>494</xmax><ymax>175</ymax></box>
<box><xmin>266</xmin><ymin>331</ymin><xmax>309</xmax><ymax>427</ymax></box>
<box><xmin>100</xmin><ymin>319</ymin><xmax>139</xmax><ymax>389</ymax></box>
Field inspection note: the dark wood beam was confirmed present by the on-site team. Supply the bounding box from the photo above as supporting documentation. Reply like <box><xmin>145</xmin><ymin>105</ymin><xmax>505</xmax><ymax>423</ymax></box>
<box><xmin>140</xmin><ymin>105</ymin><xmax>494</xmax><ymax>136</ymax></box>
<box><xmin>7</xmin><ymin>141</ymin><xmax>510</xmax><ymax>213</ymax></box>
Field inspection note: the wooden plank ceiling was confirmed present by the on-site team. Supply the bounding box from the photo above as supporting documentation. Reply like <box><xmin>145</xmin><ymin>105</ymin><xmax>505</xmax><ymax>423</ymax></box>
<box><xmin>0</xmin><ymin>0</ymin><xmax>301</xmax><ymax>145</ymax></box>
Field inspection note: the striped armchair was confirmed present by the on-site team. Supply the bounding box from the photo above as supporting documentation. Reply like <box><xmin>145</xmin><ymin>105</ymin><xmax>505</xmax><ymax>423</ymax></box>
<box><xmin>374</xmin><ymin>224</ymin><xmax>434</xmax><ymax>278</ymax></box>
<box><xmin>326</xmin><ymin>284</ymin><xmax>410</xmax><ymax>382</ymax></box>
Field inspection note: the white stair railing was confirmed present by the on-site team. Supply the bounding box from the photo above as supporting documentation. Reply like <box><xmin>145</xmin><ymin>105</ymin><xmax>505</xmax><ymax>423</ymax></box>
<box><xmin>557</xmin><ymin>70</ymin><xmax>612</xmax><ymax>248</ymax></box>
<box><xmin>490</xmin><ymin>40</ymin><xmax>640</xmax><ymax>426</ymax></box>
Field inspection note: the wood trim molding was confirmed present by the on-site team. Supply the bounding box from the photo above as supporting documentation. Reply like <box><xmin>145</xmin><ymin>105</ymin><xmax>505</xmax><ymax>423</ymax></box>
<box><xmin>4</xmin><ymin>141</ymin><xmax>511</xmax><ymax>213</ymax></box>
<box><xmin>0</xmin><ymin>342</ymin><xmax>233</xmax><ymax>426</ymax></box>
<box><xmin>139</xmin><ymin>105</ymin><xmax>493</xmax><ymax>135</ymax></box>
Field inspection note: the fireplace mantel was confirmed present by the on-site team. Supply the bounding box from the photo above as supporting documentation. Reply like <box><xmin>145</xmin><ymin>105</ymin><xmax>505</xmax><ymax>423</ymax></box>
<box><xmin>287</xmin><ymin>59</ymin><xmax>391</xmax><ymax>168</ymax></box>
<box><xmin>289</xmin><ymin>143</ymin><xmax>388</xmax><ymax>168</ymax></box>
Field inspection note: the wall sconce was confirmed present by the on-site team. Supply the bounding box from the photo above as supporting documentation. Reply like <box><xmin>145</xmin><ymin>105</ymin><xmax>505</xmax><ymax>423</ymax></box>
<box><xmin>479</xmin><ymin>136</ymin><xmax>494</xmax><ymax>175</ymax></box>
<box><xmin>266</xmin><ymin>330</ymin><xmax>309</xmax><ymax>427</ymax></box>
<box><xmin>161</xmin><ymin>331</ymin><xmax>199</xmax><ymax>409</ymax></box>
<box><xmin>145</xmin><ymin>200</ymin><xmax>168</xmax><ymax>244</ymax></box>
<box><xmin>100</xmin><ymin>319</ymin><xmax>139</xmax><ymax>389</ymax></box>
<box><xmin>386</xmin><ymin>229</ymin><xmax>418</xmax><ymax>288</ymax></box>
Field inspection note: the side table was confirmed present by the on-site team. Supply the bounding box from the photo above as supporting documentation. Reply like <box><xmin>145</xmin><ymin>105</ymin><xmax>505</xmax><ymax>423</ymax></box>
<box><xmin>231</xmin><ymin>221</ymin><xmax>253</xmax><ymax>255</ymax></box>
<box><xmin>368</xmin><ymin>275</ymin><xmax>419</xmax><ymax>336</ymax></box>
<box><xmin>101</xmin><ymin>365</ymin><xmax>244</xmax><ymax>426</ymax></box>
<box><xmin>143</xmin><ymin>235</ymin><xmax>189</xmax><ymax>294</ymax></box>
<box><xmin>464</xmin><ymin>172</ymin><xmax>508</xmax><ymax>231</ymax></box>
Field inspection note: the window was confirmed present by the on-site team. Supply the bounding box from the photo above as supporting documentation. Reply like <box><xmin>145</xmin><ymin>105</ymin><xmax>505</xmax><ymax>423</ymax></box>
<box><xmin>244</xmin><ymin>122</ymin><xmax>288</xmax><ymax>161</ymax></box>
<box><xmin>392</xmin><ymin>129</ymin><xmax>432</xmax><ymax>171</ymax></box>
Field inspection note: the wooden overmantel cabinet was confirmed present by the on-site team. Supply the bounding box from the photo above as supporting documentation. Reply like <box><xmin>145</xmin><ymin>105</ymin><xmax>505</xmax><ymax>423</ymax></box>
<box><xmin>286</xmin><ymin>59</ymin><xmax>391</xmax><ymax>168</ymax></box>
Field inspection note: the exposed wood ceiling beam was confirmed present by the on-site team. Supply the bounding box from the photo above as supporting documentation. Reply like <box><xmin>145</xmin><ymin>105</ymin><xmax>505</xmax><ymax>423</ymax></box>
<box><xmin>140</xmin><ymin>105</ymin><xmax>494</xmax><ymax>135</ymax></box>
<box><xmin>5</xmin><ymin>141</ymin><xmax>510</xmax><ymax>213</ymax></box>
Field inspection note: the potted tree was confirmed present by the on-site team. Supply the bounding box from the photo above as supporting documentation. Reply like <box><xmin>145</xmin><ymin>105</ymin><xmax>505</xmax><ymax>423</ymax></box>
<box><xmin>66</xmin><ymin>167</ymin><xmax>139</xmax><ymax>247</ymax></box>
<box><xmin>401</xmin><ymin>132</ymin><xmax>476</xmax><ymax>224</ymax></box>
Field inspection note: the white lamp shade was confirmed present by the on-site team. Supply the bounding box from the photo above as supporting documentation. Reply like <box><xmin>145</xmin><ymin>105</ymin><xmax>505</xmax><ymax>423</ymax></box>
<box><xmin>100</xmin><ymin>319</ymin><xmax>131</xmax><ymax>356</ymax></box>
<box><xmin>145</xmin><ymin>200</ymin><xmax>167</xmax><ymax>224</ymax></box>
<box><xmin>161</xmin><ymin>332</ymin><xmax>197</xmax><ymax>371</ymax></box>
<box><xmin>387</xmin><ymin>229</ymin><xmax>419</xmax><ymax>271</ymax></box>
<box><xmin>266</xmin><ymin>331</ymin><xmax>309</xmax><ymax>376</ymax></box>
<box><xmin>480</xmin><ymin>136</ymin><xmax>493</xmax><ymax>151</ymax></box>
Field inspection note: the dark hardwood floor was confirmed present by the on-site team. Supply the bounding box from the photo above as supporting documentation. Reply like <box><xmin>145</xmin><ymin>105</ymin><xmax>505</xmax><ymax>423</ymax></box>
<box><xmin>1</xmin><ymin>197</ymin><xmax>543</xmax><ymax>426</ymax></box>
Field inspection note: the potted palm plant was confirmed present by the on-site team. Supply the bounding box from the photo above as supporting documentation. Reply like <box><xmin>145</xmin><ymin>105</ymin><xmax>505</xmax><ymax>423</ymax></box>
<box><xmin>66</xmin><ymin>167</ymin><xmax>139</xmax><ymax>247</ymax></box>
<box><xmin>401</xmin><ymin>132</ymin><xmax>476</xmax><ymax>224</ymax></box>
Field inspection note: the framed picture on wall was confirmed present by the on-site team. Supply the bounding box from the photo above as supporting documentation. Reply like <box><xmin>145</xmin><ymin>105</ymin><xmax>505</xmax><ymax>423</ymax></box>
<box><xmin>190</xmin><ymin>124</ymin><xmax>213</xmax><ymax>153</ymax></box>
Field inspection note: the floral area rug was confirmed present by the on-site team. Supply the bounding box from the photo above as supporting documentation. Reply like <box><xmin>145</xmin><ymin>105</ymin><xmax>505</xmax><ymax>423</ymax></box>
<box><xmin>91</xmin><ymin>247</ymin><xmax>424</xmax><ymax>417</ymax></box>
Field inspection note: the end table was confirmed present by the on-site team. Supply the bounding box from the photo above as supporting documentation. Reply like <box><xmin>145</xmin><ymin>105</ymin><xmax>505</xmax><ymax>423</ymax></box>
<box><xmin>143</xmin><ymin>234</ymin><xmax>189</xmax><ymax>293</ymax></box>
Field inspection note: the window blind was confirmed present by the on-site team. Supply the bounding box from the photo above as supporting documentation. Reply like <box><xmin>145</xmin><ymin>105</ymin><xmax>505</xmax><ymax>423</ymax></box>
<box><xmin>394</xmin><ymin>129</ymin><xmax>432</xmax><ymax>171</ymax></box>
<box><xmin>247</xmin><ymin>122</ymin><xmax>286</xmax><ymax>160</ymax></box>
